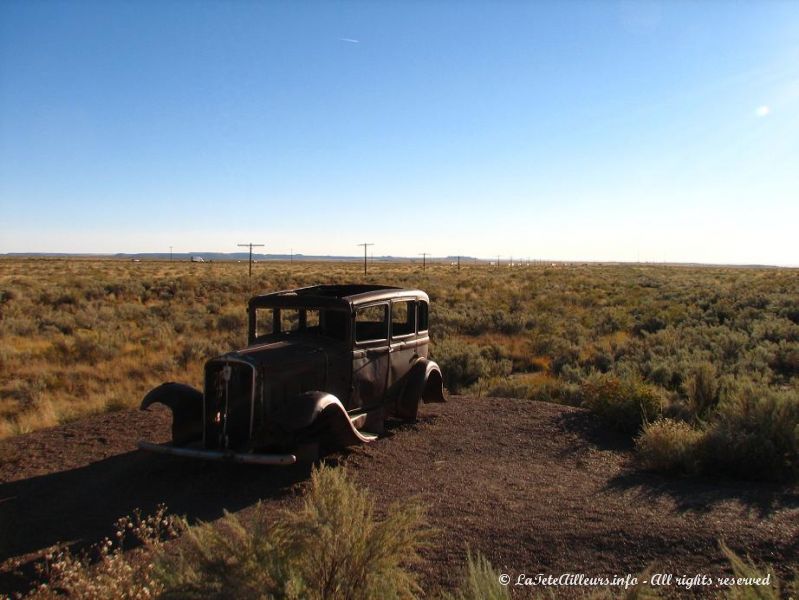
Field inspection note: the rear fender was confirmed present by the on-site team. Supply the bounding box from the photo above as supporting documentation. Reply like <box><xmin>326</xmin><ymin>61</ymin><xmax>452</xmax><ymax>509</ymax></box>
<box><xmin>140</xmin><ymin>382</ymin><xmax>203</xmax><ymax>445</ymax></box>
<box><xmin>397</xmin><ymin>358</ymin><xmax>446</xmax><ymax>420</ymax></box>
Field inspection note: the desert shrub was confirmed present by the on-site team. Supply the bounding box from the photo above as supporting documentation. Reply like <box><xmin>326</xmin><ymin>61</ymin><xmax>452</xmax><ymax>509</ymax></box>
<box><xmin>636</xmin><ymin>419</ymin><xmax>704</xmax><ymax>474</ymax></box>
<box><xmin>490</xmin><ymin>310</ymin><xmax>526</xmax><ymax>335</ymax></box>
<box><xmin>685</xmin><ymin>362</ymin><xmax>722</xmax><ymax>420</ymax></box>
<box><xmin>769</xmin><ymin>341</ymin><xmax>799</xmax><ymax>378</ymax></box>
<box><xmin>53</xmin><ymin>330</ymin><xmax>123</xmax><ymax>364</ymax></box>
<box><xmin>216</xmin><ymin>311</ymin><xmax>246</xmax><ymax>332</ymax></box>
<box><xmin>177</xmin><ymin>339</ymin><xmax>222</xmax><ymax>369</ymax></box>
<box><xmin>158</xmin><ymin>465</ymin><xmax>428</xmax><ymax>600</ymax></box>
<box><xmin>483</xmin><ymin>377</ymin><xmax>538</xmax><ymax>400</ymax></box>
<box><xmin>632</xmin><ymin>313</ymin><xmax>667</xmax><ymax>336</ymax></box>
<box><xmin>702</xmin><ymin>384</ymin><xmax>799</xmax><ymax>481</ymax></box>
<box><xmin>581</xmin><ymin>373</ymin><xmax>663</xmax><ymax>434</ymax></box>
<box><xmin>720</xmin><ymin>541</ymin><xmax>782</xmax><ymax>600</ymax></box>
<box><xmin>648</xmin><ymin>362</ymin><xmax>683</xmax><ymax>390</ymax></box>
<box><xmin>548</xmin><ymin>340</ymin><xmax>581</xmax><ymax>375</ymax></box>
<box><xmin>440</xmin><ymin>552</ymin><xmax>509</xmax><ymax>600</ymax></box>
<box><xmin>25</xmin><ymin>505</ymin><xmax>182</xmax><ymax>600</ymax></box>
<box><xmin>432</xmin><ymin>340</ymin><xmax>511</xmax><ymax>394</ymax></box>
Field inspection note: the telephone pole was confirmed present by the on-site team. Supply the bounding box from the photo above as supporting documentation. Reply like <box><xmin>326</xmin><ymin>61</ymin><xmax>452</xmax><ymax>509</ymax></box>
<box><xmin>419</xmin><ymin>253</ymin><xmax>430</xmax><ymax>271</ymax></box>
<box><xmin>457</xmin><ymin>255</ymin><xmax>460</xmax><ymax>271</ymax></box>
<box><xmin>357</xmin><ymin>243</ymin><xmax>374</xmax><ymax>276</ymax></box>
<box><xmin>169</xmin><ymin>246</ymin><xmax>173</xmax><ymax>262</ymax></box>
<box><xmin>237</xmin><ymin>242</ymin><xmax>264</xmax><ymax>277</ymax></box>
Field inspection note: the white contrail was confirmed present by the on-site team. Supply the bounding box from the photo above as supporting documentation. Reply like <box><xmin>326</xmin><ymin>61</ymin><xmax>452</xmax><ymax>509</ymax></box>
<box><xmin>339</xmin><ymin>38</ymin><xmax>360</xmax><ymax>44</ymax></box>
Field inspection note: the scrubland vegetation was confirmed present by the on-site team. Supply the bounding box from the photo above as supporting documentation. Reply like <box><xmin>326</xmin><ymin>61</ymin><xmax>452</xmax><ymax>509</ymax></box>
<box><xmin>1</xmin><ymin>258</ymin><xmax>797</xmax><ymax>480</ymax></box>
<box><xmin>20</xmin><ymin>466</ymin><xmax>792</xmax><ymax>599</ymax></box>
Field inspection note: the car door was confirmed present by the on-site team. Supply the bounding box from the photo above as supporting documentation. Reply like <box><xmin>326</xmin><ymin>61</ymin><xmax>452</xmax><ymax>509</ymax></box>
<box><xmin>350</xmin><ymin>303</ymin><xmax>390</xmax><ymax>411</ymax></box>
<box><xmin>388</xmin><ymin>299</ymin><xmax>420</xmax><ymax>396</ymax></box>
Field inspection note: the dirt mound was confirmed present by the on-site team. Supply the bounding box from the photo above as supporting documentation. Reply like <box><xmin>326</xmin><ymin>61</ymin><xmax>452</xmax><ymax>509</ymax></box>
<box><xmin>1</xmin><ymin>397</ymin><xmax>797</xmax><ymax>596</ymax></box>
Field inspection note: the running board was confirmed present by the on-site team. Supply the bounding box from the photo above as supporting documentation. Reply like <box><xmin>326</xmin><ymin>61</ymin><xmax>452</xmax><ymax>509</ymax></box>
<box><xmin>137</xmin><ymin>440</ymin><xmax>297</xmax><ymax>465</ymax></box>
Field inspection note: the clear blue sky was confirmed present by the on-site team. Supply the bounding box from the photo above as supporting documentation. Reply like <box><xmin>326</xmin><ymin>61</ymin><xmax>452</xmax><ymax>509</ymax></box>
<box><xmin>1</xmin><ymin>1</ymin><xmax>797</xmax><ymax>264</ymax></box>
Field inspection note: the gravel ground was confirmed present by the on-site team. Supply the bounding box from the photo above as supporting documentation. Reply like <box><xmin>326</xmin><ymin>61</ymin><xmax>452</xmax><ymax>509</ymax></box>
<box><xmin>0</xmin><ymin>396</ymin><xmax>796</xmax><ymax>597</ymax></box>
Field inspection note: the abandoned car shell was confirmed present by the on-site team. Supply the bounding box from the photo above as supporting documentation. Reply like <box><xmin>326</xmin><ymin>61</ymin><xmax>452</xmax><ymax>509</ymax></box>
<box><xmin>138</xmin><ymin>285</ymin><xmax>445</xmax><ymax>465</ymax></box>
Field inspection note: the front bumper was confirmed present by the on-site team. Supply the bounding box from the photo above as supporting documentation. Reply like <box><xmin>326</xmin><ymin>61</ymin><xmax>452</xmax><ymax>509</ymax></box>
<box><xmin>137</xmin><ymin>440</ymin><xmax>297</xmax><ymax>466</ymax></box>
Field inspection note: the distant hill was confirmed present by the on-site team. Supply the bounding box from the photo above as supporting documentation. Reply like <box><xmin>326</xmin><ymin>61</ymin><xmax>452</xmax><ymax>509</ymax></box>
<box><xmin>1</xmin><ymin>252</ymin><xmax>479</xmax><ymax>263</ymax></box>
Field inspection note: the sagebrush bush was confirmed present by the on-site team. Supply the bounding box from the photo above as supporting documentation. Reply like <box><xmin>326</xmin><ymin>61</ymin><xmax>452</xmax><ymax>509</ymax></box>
<box><xmin>702</xmin><ymin>384</ymin><xmax>799</xmax><ymax>481</ymax></box>
<box><xmin>440</xmin><ymin>552</ymin><xmax>509</xmax><ymax>600</ymax></box>
<box><xmin>685</xmin><ymin>362</ymin><xmax>722</xmax><ymax>421</ymax></box>
<box><xmin>432</xmin><ymin>340</ymin><xmax>510</xmax><ymax>394</ymax></box>
<box><xmin>636</xmin><ymin>419</ymin><xmax>704</xmax><ymax>474</ymax></box>
<box><xmin>719</xmin><ymin>541</ymin><xmax>782</xmax><ymax>600</ymax></box>
<box><xmin>24</xmin><ymin>505</ymin><xmax>182</xmax><ymax>600</ymax></box>
<box><xmin>157</xmin><ymin>464</ymin><xmax>429</xmax><ymax>600</ymax></box>
<box><xmin>580</xmin><ymin>373</ymin><xmax>663</xmax><ymax>434</ymax></box>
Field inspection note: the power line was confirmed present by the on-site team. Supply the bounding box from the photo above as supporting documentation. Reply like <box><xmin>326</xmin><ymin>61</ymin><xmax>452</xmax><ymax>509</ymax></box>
<box><xmin>237</xmin><ymin>242</ymin><xmax>265</xmax><ymax>277</ymax></box>
<box><xmin>357</xmin><ymin>243</ymin><xmax>374</xmax><ymax>276</ymax></box>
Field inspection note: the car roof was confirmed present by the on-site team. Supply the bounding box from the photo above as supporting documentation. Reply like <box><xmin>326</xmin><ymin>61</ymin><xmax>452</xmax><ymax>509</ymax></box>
<box><xmin>249</xmin><ymin>284</ymin><xmax>429</xmax><ymax>309</ymax></box>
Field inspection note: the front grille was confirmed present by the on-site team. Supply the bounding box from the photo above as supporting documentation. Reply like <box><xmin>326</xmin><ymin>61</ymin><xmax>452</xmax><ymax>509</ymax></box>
<box><xmin>203</xmin><ymin>359</ymin><xmax>254</xmax><ymax>450</ymax></box>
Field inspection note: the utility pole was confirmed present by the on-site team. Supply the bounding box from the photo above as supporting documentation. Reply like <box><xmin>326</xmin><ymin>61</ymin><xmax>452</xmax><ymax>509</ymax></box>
<box><xmin>169</xmin><ymin>246</ymin><xmax>173</xmax><ymax>262</ymax></box>
<box><xmin>290</xmin><ymin>248</ymin><xmax>293</xmax><ymax>265</ymax></box>
<box><xmin>457</xmin><ymin>255</ymin><xmax>460</xmax><ymax>271</ymax></box>
<box><xmin>496</xmin><ymin>255</ymin><xmax>501</xmax><ymax>268</ymax></box>
<box><xmin>357</xmin><ymin>243</ymin><xmax>374</xmax><ymax>276</ymax></box>
<box><xmin>419</xmin><ymin>253</ymin><xmax>430</xmax><ymax>271</ymax></box>
<box><xmin>237</xmin><ymin>242</ymin><xmax>264</xmax><ymax>277</ymax></box>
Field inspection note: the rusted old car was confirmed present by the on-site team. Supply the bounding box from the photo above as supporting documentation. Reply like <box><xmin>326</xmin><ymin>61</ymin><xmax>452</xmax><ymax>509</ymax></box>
<box><xmin>138</xmin><ymin>285</ymin><xmax>445</xmax><ymax>465</ymax></box>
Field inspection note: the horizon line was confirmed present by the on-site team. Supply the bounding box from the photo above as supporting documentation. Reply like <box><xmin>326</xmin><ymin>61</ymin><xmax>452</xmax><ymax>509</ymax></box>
<box><xmin>0</xmin><ymin>252</ymin><xmax>793</xmax><ymax>269</ymax></box>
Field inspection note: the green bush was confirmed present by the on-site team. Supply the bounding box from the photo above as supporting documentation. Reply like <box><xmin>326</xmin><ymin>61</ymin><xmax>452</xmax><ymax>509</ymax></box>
<box><xmin>581</xmin><ymin>373</ymin><xmax>663</xmax><ymax>434</ymax></box>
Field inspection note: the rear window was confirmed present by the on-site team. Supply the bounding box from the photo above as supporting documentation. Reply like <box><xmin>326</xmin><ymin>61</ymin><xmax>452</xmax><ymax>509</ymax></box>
<box><xmin>391</xmin><ymin>300</ymin><xmax>416</xmax><ymax>337</ymax></box>
<box><xmin>417</xmin><ymin>301</ymin><xmax>429</xmax><ymax>333</ymax></box>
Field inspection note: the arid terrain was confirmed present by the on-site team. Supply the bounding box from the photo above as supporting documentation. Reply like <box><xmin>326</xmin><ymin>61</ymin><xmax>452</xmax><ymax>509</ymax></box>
<box><xmin>1</xmin><ymin>396</ymin><xmax>796</xmax><ymax>597</ymax></box>
<box><xmin>1</xmin><ymin>258</ymin><xmax>797</xmax><ymax>596</ymax></box>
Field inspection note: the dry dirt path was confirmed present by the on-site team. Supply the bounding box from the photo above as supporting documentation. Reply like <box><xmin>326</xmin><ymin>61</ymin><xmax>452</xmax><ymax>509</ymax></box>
<box><xmin>0</xmin><ymin>396</ymin><xmax>796</xmax><ymax>596</ymax></box>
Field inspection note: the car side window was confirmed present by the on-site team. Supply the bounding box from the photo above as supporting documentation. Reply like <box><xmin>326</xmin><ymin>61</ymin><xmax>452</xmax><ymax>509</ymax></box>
<box><xmin>255</xmin><ymin>308</ymin><xmax>275</xmax><ymax>338</ymax></box>
<box><xmin>279</xmin><ymin>308</ymin><xmax>301</xmax><ymax>332</ymax></box>
<box><xmin>417</xmin><ymin>301</ymin><xmax>429</xmax><ymax>333</ymax></box>
<box><xmin>355</xmin><ymin>304</ymin><xmax>388</xmax><ymax>343</ymax></box>
<box><xmin>391</xmin><ymin>300</ymin><xmax>416</xmax><ymax>337</ymax></box>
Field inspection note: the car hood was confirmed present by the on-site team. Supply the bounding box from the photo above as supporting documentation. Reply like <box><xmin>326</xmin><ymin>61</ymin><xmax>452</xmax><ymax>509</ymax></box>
<box><xmin>209</xmin><ymin>336</ymin><xmax>346</xmax><ymax>374</ymax></box>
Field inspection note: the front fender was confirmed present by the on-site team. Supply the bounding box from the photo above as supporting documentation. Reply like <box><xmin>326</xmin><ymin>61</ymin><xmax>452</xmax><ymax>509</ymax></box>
<box><xmin>140</xmin><ymin>382</ymin><xmax>203</xmax><ymax>445</ymax></box>
<box><xmin>397</xmin><ymin>358</ymin><xmax>446</xmax><ymax>419</ymax></box>
<box><xmin>274</xmin><ymin>391</ymin><xmax>376</xmax><ymax>447</ymax></box>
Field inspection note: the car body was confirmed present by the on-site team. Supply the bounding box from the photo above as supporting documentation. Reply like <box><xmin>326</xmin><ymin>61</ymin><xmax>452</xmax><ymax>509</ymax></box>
<box><xmin>138</xmin><ymin>284</ymin><xmax>445</xmax><ymax>465</ymax></box>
